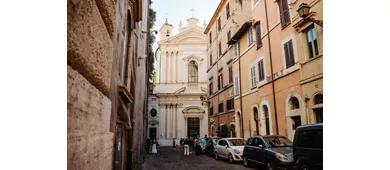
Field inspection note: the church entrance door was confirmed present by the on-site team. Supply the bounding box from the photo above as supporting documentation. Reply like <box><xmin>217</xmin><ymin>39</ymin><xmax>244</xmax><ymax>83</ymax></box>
<box><xmin>149</xmin><ymin>128</ymin><xmax>157</xmax><ymax>140</ymax></box>
<box><xmin>187</xmin><ymin>118</ymin><xmax>200</xmax><ymax>138</ymax></box>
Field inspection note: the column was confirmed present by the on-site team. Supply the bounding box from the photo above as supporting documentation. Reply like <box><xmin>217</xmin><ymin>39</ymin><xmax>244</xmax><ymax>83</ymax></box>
<box><xmin>171</xmin><ymin>52</ymin><xmax>175</xmax><ymax>82</ymax></box>
<box><xmin>171</xmin><ymin>104</ymin><xmax>174</xmax><ymax>139</ymax></box>
<box><xmin>176</xmin><ymin>52</ymin><xmax>178</xmax><ymax>81</ymax></box>
<box><xmin>175</xmin><ymin>104</ymin><xmax>178</xmax><ymax>138</ymax></box>
<box><xmin>199</xmin><ymin>116</ymin><xmax>202</xmax><ymax>138</ymax></box>
<box><xmin>165</xmin><ymin>105</ymin><xmax>168</xmax><ymax>139</ymax></box>
<box><xmin>165</xmin><ymin>52</ymin><xmax>169</xmax><ymax>82</ymax></box>
<box><xmin>156</xmin><ymin>51</ymin><xmax>161</xmax><ymax>82</ymax></box>
<box><xmin>184</xmin><ymin>117</ymin><xmax>187</xmax><ymax>138</ymax></box>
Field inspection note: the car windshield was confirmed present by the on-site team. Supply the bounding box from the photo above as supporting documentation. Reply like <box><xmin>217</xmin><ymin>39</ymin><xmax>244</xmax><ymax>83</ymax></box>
<box><xmin>264</xmin><ymin>136</ymin><xmax>293</xmax><ymax>147</ymax></box>
<box><xmin>227</xmin><ymin>139</ymin><xmax>245</xmax><ymax>146</ymax></box>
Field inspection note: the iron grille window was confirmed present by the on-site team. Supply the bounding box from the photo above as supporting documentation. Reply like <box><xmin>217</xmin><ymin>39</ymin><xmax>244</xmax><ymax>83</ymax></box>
<box><xmin>278</xmin><ymin>0</ymin><xmax>291</xmax><ymax>28</ymax></box>
<box><xmin>255</xmin><ymin>23</ymin><xmax>262</xmax><ymax>49</ymax></box>
<box><xmin>218</xmin><ymin>102</ymin><xmax>224</xmax><ymax>113</ymax></box>
<box><xmin>284</xmin><ymin>40</ymin><xmax>295</xmax><ymax>68</ymax></box>
<box><xmin>306</xmin><ymin>26</ymin><xmax>319</xmax><ymax>58</ymax></box>
<box><xmin>226</xmin><ymin>3</ymin><xmax>230</xmax><ymax>19</ymax></box>
<box><xmin>258</xmin><ymin>59</ymin><xmax>265</xmax><ymax>81</ymax></box>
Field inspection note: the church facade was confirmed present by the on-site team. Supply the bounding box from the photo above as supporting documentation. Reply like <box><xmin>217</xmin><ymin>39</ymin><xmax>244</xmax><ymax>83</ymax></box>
<box><xmin>147</xmin><ymin>17</ymin><xmax>209</xmax><ymax>146</ymax></box>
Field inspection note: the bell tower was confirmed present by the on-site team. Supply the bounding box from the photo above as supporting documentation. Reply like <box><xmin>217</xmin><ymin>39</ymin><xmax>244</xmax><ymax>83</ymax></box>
<box><xmin>159</xmin><ymin>17</ymin><xmax>173</xmax><ymax>41</ymax></box>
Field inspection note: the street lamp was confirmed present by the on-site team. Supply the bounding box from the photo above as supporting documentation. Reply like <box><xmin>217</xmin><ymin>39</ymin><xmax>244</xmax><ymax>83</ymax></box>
<box><xmin>297</xmin><ymin>3</ymin><xmax>323</xmax><ymax>27</ymax></box>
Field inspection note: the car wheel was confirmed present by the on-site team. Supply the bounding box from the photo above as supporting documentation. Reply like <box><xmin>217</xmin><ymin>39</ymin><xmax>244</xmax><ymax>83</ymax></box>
<box><xmin>299</xmin><ymin>164</ymin><xmax>310</xmax><ymax>170</ymax></box>
<box><xmin>214</xmin><ymin>152</ymin><xmax>219</xmax><ymax>160</ymax></box>
<box><xmin>243</xmin><ymin>156</ymin><xmax>250</xmax><ymax>167</ymax></box>
<box><xmin>228</xmin><ymin>154</ymin><xmax>234</xmax><ymax>164</ymax></box>
<box><xmin>266</xmin><ymin>161</ymin><xmax>276</xmax><ymax>170</ymax></box>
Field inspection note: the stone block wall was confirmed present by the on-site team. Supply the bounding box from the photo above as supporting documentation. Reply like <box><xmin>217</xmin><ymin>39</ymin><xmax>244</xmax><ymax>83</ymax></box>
<box><xmin>68</xmin><ymin>66</ymin><xmax>114</xmax><ymax>170</ymax></box>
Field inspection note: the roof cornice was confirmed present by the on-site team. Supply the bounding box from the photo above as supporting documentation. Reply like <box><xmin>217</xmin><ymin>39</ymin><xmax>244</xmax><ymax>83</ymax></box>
<box><xmin>204</xmin><ymin>0</ymin><xmax>227</xmax><ymax>34</ymax></box>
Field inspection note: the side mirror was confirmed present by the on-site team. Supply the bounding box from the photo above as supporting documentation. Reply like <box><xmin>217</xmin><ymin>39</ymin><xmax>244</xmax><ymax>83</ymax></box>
<box><xmin>225</xmin><ymin>145</ymin><xmax>228</xmax><ymax>148</ymax></box>
<box><xmin>258</xmin><ymin>144</ymin><xmax>263</xmax><ymax>148</ymax></box>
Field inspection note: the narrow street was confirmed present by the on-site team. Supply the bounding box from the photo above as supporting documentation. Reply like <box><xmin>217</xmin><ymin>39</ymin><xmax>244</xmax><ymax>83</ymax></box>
<box><xmin>142</xmin><ymin>147</ymin><xmax>256</xmax><ymax>170</ymax></box>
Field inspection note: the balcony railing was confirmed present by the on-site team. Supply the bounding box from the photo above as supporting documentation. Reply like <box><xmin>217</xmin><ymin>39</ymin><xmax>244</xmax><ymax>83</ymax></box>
<box><xmin>188</xmin><ymin>83</ymin><xmax>199</xmax><ymax>91</ymax></box>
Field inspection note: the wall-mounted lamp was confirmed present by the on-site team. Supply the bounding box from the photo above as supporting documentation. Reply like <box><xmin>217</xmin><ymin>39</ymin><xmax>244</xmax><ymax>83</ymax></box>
<box><xmin>141</xmin><ymin>30</ymin><xmax>158</xmax><ymax>35</ymax></box>
<box><xmin>297</xmin><ymin>3</ymin><xmax>323</xmax><ymax>27</ymax></box>
<box><xmin>200</xmin><ymin>96</ymin><xmax>210</xmax><ymax>106</ymax></box>
<box><xmin>305</xmin><ymin>94</ymin><xmax>310</xmax><ymax>102</ymax></box>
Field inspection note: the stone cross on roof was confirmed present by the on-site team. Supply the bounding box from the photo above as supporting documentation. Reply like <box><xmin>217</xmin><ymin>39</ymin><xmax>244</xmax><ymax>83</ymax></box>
<box><xmin>190</xmin><ymin>8</ymin><xmax>195</xmax><ymax>17</ymax></box>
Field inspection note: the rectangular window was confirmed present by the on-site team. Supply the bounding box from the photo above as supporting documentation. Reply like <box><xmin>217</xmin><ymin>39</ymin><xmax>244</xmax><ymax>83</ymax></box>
<box><xmin>218</xmin><ymin>102</ymin><xmax>224</xmax><ymax>113</ymax></box>
<box><xmin>278</xmin><ymin>0</ymin><xmax>291</xmax><ymax>28</ymax></box>
<box><xmin>218</xmin><ymin>17</ymin><xmax>221</xmax><ymax>31</ymax></box>
<box><xmin>250</xmin><ymin>66</ymin><xmax>256</xmax><ymax>88</ymax></box>
<box><xmin>226</xmin><ymin>98</ymin><xmax>234</xmax><ymax>110</ymax></box>
<box><xmin>291</xmin><ymin>116</ymin><xmax>302</xmax><ymax>130</ymax></box>
<box><xmin>209</xmin><ymin>81</ymin><xmax>213</xmax><ymax>96</ymax></box>
<box><xmin>226</xmin><ymin>3</ymin><xmax>230</xmax><ymax>19</ymax></box>
<box><xmin>306</xmin><ymin>26</ymin><xmax>319</xmax><ymax>58</ymax></box>
<box><xmin>233</xmin><ymin>43</ymin><xmax>239</xmax><ymax>58</ymax></box>
<box><xmin>258</xmin><ymin>59</ymin><xmax>265</xmax><ymax>81</ymax></box>
<box><xmin>218</xmin><ymin>42</ymin><xmax>222</xmax><ymax>57</ymax></box>
<box><xmin>228</xmin><ymin>66</ymin><xmax>233</xmax><ymax>84</ymax></box>
<box><xmin>234</xmin><ymin>76</ymin><xmax>240</xmax><ymax>95</ymax></box>
<box><xmin>227</xmin><ymin>31</ymin><xmax>231</xmax><ymax>42</ymax></box>
<box><xmin>209</xmin><ymin>54</ymin><xmax>213</xmax><ymax>66</ymax></box>
<box><xmin>284</xmin><ymin>40</ymin><xmax>295</xmax><ymax>68</ymax></box>
<box><xmin>248</xmin><ymin>28</ymin><xmax>253</xmax><ymax>45</ymax></box>
<box><xmin>209</xmin><ymin>31</ymin><xmax>212</xmax><ymax>44</ymax></box>
<box><xmin>210</xmin><ymin>106</ymin><xmax>214</xmax><ymax>116</ymax></box>
<box><xmin>218</xmin><ymin>74</ymin><xmax>223</xmax><ymax>90</ymax></box>
<box><xmin>255</xmin><ymin>23</ymin><xmax>262</xmax><ymax>49</ymax></box>
<box><xmin>297</xmin><ymin>129</ymin><xmax>323</xmax><ymax>149</ymax></box>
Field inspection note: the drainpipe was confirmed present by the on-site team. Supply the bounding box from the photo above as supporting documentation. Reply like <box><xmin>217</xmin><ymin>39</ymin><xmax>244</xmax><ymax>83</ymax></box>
<box><xmin>264</xmin><ymin>0</ymin><xmax>279</xmax><ymax>135</ymax></box>
<box><xmin>238</xmin><ymin>45</ymin><xmax>244</xmax><ymax>138</ymax></box>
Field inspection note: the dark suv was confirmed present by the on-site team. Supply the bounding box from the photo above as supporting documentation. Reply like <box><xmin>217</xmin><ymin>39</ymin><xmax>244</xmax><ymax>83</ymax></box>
<box><xmin>293</xmin><ymin>124</ymin><xmax>323</xmax><ymax>170</ymax></box>
<box><xmin>243</xmin><ymin>135</ymin><xmax>294</xmax><ymax>170</ymax></box>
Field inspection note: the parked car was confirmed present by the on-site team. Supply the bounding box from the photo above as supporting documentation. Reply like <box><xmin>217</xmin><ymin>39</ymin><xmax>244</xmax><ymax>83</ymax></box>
<box><xmin>243</xmin><ymin>135</ymin><xmax>294</xmax><ymax>170</ymax></box>
<box><xmin>204</xmin><ymin>137</ymin><xmax>220</xmax><ymax>156</ymax></box>
<box><xmin>199</xmin><ymin>138</ymin><xmax>207</xmax><ymax>153</ymax></box>
<box><xmin>214</xmin><ymin>138</ymin><xmax>246</xmax><ymax>164</ymax></box>
<box><xmin>293</xmin><ymin>123</ymin><xmax>323</xmax><ymax>170</ymax></box>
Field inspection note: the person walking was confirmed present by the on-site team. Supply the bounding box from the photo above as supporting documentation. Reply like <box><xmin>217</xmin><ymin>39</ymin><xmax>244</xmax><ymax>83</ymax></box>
<box><xmin>151</xmin><ymin>139</ymin><xmax>158</xmax><ymax>154</ymax></box>
<box><xmin>183</xmin><ymin>138</ymin><xmax>189</xmax><ymax>156</ymax></box>
<box><xmin>172</xmin><ymin>138</ymin><xmax>176</xmax><ymax>150</ymax></box>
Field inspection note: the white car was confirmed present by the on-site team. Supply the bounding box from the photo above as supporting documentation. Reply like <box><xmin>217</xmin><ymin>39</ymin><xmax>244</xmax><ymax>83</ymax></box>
<box><xmin>214</xmin><ymin>138</ymin><xmax>246</xmax><ymax>164</ymax></box>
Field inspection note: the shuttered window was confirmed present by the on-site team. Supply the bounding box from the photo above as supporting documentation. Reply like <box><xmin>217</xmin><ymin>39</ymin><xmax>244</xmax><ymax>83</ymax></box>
<box><xmin>284</xmin><ymin>40</ymin><xmax>295</xmax><ymax>68</ymax></box>
<box><xmin>228</xmin><ymin>66</ymin><xmax>233</xmax><ymax>83</ymax></box>
<box><xmin>227</xmin><ymin>31</ymin><xmax>231</xmax><ymax>42</ymax></box>
<box><xmin>248</xmin><ymin>28</ymin><xmax>253</xmax><ymax>45</ymax></box>
<box><xmin>278</xmin><ymin>0</ymin><xmax>291</xmax><ymax>28</ymax></box>
<box><xmin>250</xmin><ymin>66</ymin><xmax>256</xmax><ymax>88</ymax></box>
<box><xmin>209</xmin><ymin>54</ymin><xmax>213</xmax><ymax>66</ymax></box>
<box><xmin>209</xmin><ymin>31</ymin><xmax>212</xmax><ymax>44</ymax></box>
<box><xmin>234</xmin><ymin>76</ymin><xmax>240</xmax><ymax>95</ymax></box>
<box><xmin>255</xmin><ymin>23</ymin><xmax>262</xmax><ymax>49</ymax></box>
<box><xmin>209</xmin><ymin>81</ymin><xmax>213</xmax><ymax>96</ymax></box>
<box><xmin>233</xmin><ymin>43</ymin><xmax>239</xmax><ymax>58</ymax></box>
<box><xmin>258</xmin><ymin>59</ymin><xmax>265</xmax><ymax>81</ymax></box>
<box><xmin>226</xmin><ymin>3</ymin><xmax>230</xmax><ymax>19</ymax></box>
<box><xmin>218</xmin><ymin>17</ymin><xmax>221</xmax><ymax>31</ymax></box>
<box><xmin>218</xmin><ymin>42</ymin><xmax>222</xmax><ymax>57</ymax></box>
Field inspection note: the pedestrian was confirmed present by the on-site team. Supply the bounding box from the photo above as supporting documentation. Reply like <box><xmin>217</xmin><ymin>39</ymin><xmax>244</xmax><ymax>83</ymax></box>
<box><xmin>172</xmin><ymin>138</ymin><xmax>176</xmax><ymax>150</ymax></box>
<box><xmin>151</xmin><ymin>138</ymin><xmax>158</xmax><ymax>154</ymax></box>
<box><xmin>184</xmin><ymin>138</ymin><xmax>189</xmax><ymax>156</ymax></box>
<box><xmin>146</xmin><ymin>138</ymin><xmax>151</xmax><ymax>153</ymax></box>
<box><xmin>195</xmin><ymin>138</ymin><xmax>202</xmax><ymax>155</ymax></box>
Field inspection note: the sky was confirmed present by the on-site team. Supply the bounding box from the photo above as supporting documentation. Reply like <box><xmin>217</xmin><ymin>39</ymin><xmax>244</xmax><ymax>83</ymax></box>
<box><xmin>150</xmin><ymin>0</ymin><xmax>220</xmax><ymax>53</ymax></box>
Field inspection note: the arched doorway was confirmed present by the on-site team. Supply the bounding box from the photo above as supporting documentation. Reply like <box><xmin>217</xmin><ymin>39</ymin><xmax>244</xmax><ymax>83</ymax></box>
<box><xmin>263</xmin><ymin>105</ymin><xmax>270</xmax><ymax>135</ymax></box>
<box><xmin>182</xmin><ymin>106</ymin><xmax>205</xmax><ymax>138</ymax></box>
<box><xmin>285</xmin><ymin>93</ymin><xmax>305</xmax><ymax>140</ymax></box>
<box><xmin>236</xmin><ymin>111</ymin><xmax>243</xmax><ymax>137</ymax></box>
<box><xmin>313</xmin><ymin>93</ymin><xmax>323</xmax><ymax>123</ymax></box>
<box><xmin>253</xmin><ymin>107</ymin><xmax>259</xmax><ymax>136</ymax></box>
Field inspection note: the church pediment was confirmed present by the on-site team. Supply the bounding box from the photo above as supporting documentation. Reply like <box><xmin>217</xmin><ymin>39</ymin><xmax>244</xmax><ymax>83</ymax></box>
<box><xmin>159</xmin><ymin>28</ymin><xmax>206</xmax><ymax>44</ymax></box>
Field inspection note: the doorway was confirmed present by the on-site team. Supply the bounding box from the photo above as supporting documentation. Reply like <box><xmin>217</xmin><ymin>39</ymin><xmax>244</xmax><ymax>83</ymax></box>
<box><xmin>149</xmin><ymin>128</ymin><xmax>157</xmax><ymax>140</ymax></box>
<box><xmin>187</xmin><ymin>118</ymin><xmax>200</xmax><ymax>138</ymax></box>
<box><xmin>114</xmin><ymin>124</ymin><xmax>123</xmax><ymax>170</ymax></box>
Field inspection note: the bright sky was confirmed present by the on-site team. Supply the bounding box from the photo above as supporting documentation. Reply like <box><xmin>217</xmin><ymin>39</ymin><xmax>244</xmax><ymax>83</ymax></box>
<box><xmin>150</xmin><ymin>0</ymin><xmax>220</xmax><ymax>53</ymax></box>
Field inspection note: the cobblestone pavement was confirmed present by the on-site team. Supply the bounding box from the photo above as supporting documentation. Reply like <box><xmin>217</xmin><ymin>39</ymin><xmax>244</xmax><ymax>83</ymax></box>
<box><xmin>142</xmin><ymin>146</ymin><xmax>257</xmax><ymax>170</ymax></box>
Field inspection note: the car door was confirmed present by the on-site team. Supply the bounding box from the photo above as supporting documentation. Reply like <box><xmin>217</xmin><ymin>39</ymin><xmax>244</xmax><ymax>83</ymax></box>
<box><xmin>216</xmin><ymin>139</ymin><xmax>223</xmax><ymax>155</ymax></box>
<box><xmin>256</xmin><ymin>137</ymin><xmax>266</xmax><ymax>165</ymax></box>
<box><xmin>245</xmin><ymin>137</ymin><xmax>254</xmax><ymax>161</ymax></box>
<box><xmin>250</xmin><ymin>137</ymin><xmax>263</xmax><ymax>164</ymax></box>
<box><xmin>221</xmin><ymin>140</ymin><xmax>229</xmax><ymax>158</ymax></box>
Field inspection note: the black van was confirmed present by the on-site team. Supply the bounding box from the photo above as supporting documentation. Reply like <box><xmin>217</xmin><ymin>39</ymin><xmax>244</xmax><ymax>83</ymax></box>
<box><xmin>293</xmin><ymin>123</ymin><xmax>323</xmax><ymax>170</ymax></box>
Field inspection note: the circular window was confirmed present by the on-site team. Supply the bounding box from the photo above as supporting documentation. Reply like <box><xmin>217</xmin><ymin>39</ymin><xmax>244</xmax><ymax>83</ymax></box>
<box><xmin>150</xmin><ymin>109</ymin><xmax>157</xmax><ymax>117</ymax></box>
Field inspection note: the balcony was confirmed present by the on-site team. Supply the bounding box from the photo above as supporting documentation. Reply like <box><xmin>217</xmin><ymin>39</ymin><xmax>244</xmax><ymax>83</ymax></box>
<box><xmin>187</xmin><ymin>83</ymin><xmax>199</xmax><ymax>91</ymax></box>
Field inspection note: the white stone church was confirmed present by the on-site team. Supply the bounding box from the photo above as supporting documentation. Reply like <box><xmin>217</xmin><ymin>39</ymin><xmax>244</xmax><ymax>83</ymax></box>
<box><xmin>147</xmin><ymin>17</ymin><xmax>209</xmax><ymax>146</ymax></box>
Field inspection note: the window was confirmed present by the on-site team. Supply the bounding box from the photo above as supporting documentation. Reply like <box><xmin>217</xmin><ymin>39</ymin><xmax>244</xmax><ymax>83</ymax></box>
<box><xmin>248</xmin><ymin>28</ymin><xmax>253</xmax><ymax>45</ymax></box>
<box><xmin>218</xmin><ymin>102</ymin><xmax>224</xmax><ymax>113</ymax></box>
<box><xmin>209</xmin><ymin>81</ymin><xmax>213</xmax><ymax>95</ymax></box>
<box><xmin>227</xmin><ymin>31</ymin><xmax>231</xmax><ymax>42</ymax></box>
<box><xmin>297</xmin><ymin>129</ymin><xmax>323</xmax><ymax>149</ymax></box>
<box><xmin>188</xmin><ymin>61</ymin><xmax>198</xmax><ymax>82</ymax></box>
<box><xmin>122</xmin><ymin>11</ymin><xmax>131</xmax><ymax>86</ymax></box>
<box><xmin>209</xmin><ymin>31</ymin><xmax>212</xmax><ymax>44</ymax></box>
<box><xmin>228</xmin><ymin>66</ymin><xmax>233</xmax><ymax>83</ymax></box>
<box><xmin>234</xmin><ymin>76</ymin><xmax>240</xmax><ymax>96</ymax></box>
<box><xmin>291</xmin><ymin>116</ymin><xmax>302</xmax><ymax>130</ymax></box>
<box><xmin>209</xmin><ymin>106</ymin><xmax>214</xmax><ymax>116</ymax></box>
<box><xmin>263</xmin><ymin>105</ymin><xmax>270</xmax><ymax>135</ymax></box>
<box><xmin>226</xmin><ymin>98</ymin><xmax>234</xmax><ymax>110</ymax></box>
<box><xmin>314</xmin><ymin>94</ymin><xmax>323</xmax><ymax>123</ymax></box>
<box><xmin>218</xmin><ymin>74</ymin><xmax>223</xmax><ymax>90</ymax></box>
<box><xmin>258</xmin><ymin>59</ymin><xmax>265</xmax><ymax>81</ymax></box>
<box><xmin>150</xmin><ymin>109</ymin><xmax>157</xmax><ymax>117</ymax></box>
<box><xmin>253</xmin><ymin>0</ymin><xmax>260</xmax><ymax>5</ymax></box>
<box><xmin>209</xmin><ymin>54</ymin><xmax>213</xmax><ymax>66</ymax></box>
<box><xmin>250</xmin><ymin>66</ymin><xmax>256</xmax><ymax>88</ymax></box>
<box><xmin>218</xmin><ymin>42</ymin><xmax>222</xmax><ymax>57</ymax></box>
<box><xmin>218</xmin><ymin>17</ymin><xmax>221</xmax><ymax>31</ymax></box>
<box><xmin>251</xmin><ymin>138</ymin><xmax>262</xmax><ymax>146</ymax></box>
<box><xmin>255</xmin><ymin>23</ymin><xmax>262</xmax><ymax>49</ymax></box>
<box><xmin>278</xmin><ymin>0</ymin><xmax>291</xmax><ymax>28</ymax></box>
<box><xmin>284</xmin><ymin>40</ymin><xmax>295</xmax><ymax>68</ymax></box>
<box><xmin>306</xmin><ymin>26</ymin><xmax>319</xmax><ymax>58</ymax></box>
<box><xmin>246</xmin><ymin>137</ymin><xmax>253</xmax><ymax>145</ymax></box>
<box><xmin>226</xmin><ymin>3</ymin><xmax>230</xmax><ymax>19</ymax></box>
<box><xmin>233</xmin><ymin>43</ymin><xmax>239</xmax><ymax>59</ymax></box>
<box><xmin>289</xmin><ymin>97</ymin><xmax>300</xmax><ymax>109</ymax></box>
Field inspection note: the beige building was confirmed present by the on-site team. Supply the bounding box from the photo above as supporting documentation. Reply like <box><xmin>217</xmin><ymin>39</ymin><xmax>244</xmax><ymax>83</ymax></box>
<box><xmin>67</xmin><ymin>0</ymin><xmax>151</xmax><ymax>169</ymax></box>
<box><xmin>204</xmin><ymin>0</ymin><xmax>252</xmax><ymax>138</ymax></box>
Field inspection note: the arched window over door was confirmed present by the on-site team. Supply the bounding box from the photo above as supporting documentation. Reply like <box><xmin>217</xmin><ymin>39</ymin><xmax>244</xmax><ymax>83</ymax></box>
<box><xmin>263</xmin><ymin>105</ymin><xmax>270</xmax><ymax>135</ymax></box>
<box><xmin>253</xmin><ymin>107</ymin><xmax>259</xmax><ymax>136</ymax></box>
<box><xmin>188</xmin><ymin>61</ymin><xmax>198</xmax><ymax>83</ymax></box>
<box><xmin>289</xmin><ymin>97</ymin><xmax>300</xmax><ymax>109</ymax></box>
<box><xmin>313</xmin><ymin>94</ymin><xmax>323</xmax><ymax>123</ymax></box>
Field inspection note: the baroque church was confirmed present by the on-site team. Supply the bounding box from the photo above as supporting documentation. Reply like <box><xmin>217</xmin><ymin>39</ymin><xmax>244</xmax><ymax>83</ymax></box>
<box><xmin>147</xmin><ymin>16</ymin><xmax>209</xmax><ymax>146</ymax></box>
